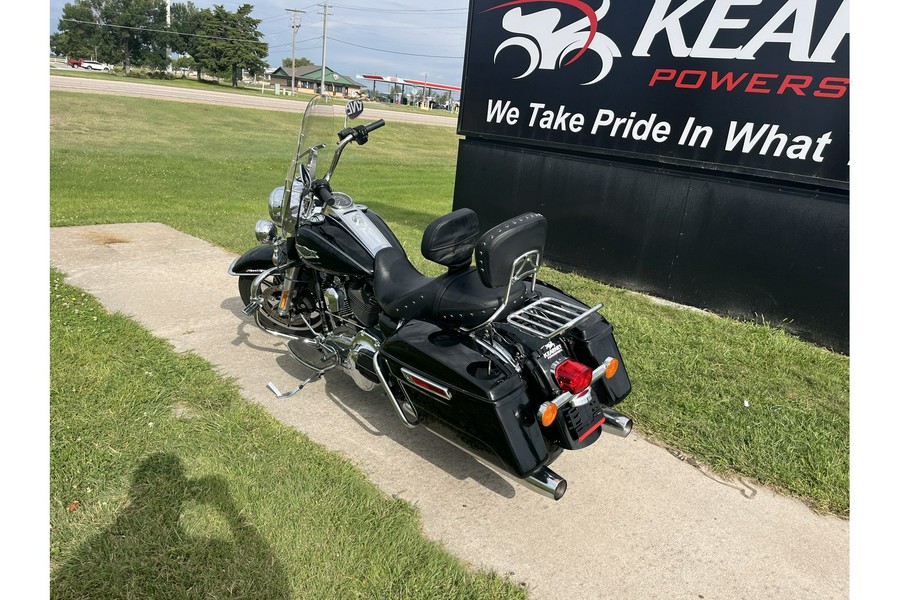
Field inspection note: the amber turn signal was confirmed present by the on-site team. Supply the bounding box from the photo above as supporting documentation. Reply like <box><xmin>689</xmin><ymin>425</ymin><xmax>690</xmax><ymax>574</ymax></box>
<box><xmin>538</xmin><ymin>401</ymin><xmax>558</xmax><ymax>427</ymax></box>
<box><xmin>604</xmin><ymin>357</ymin><xmax>619</xmax><ymax>379</ymax></box>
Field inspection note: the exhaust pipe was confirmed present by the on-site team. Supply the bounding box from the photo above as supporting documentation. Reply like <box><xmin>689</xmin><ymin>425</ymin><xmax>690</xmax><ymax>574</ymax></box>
<box><xmin>600</xmin><ymin>406</ymin><xmax>633</xmax><ymax>438</ymax></box>
<box><xmin>524</xmin><ymin>466</ymin><xmax>568</xmax><ymax>501</ymax></box>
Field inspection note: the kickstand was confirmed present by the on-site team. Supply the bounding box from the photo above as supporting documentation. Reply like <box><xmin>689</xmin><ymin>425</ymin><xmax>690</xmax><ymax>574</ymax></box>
<box><xmin>266</xmin><ymin>373</ymin><xmax>320</xmax><ymax>399</ymax></box>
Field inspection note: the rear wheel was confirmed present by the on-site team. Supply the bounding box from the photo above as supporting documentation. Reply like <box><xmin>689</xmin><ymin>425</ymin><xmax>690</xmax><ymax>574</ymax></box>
<box><xmin>238</xmin><ymin>271</ymin><xmax>322</xmax><ymax>337</ymax></box>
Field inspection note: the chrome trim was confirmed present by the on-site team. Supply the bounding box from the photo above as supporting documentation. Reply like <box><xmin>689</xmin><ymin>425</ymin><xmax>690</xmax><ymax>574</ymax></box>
<box><xmin>599</xmin><ymin>406</ymin><xmax>633</xmax><ymax>438</ymax></box>
<box><xmin>344</xmin><ymin>330</ymin><xmax>380</xmax><ymax>392</ymax></box>
<box><xmin>373</xmin><ymin>351</ymin><xmax>419</xmax><ymax>428</ymax></box>
<box><xmin>507</xmin><ymin>297</ymin><xmax>604</xmax><ymax>339</ymax></box>
<box><xmin>227</xmin><ymin>256</ymin><xmax>256</xmax><ymax>277</ymax></box>
<box><xmin>400</xmin><ymin>367</ymin><xmax>452</xmax><ymax>401</ymax></box>
<box><xmin>326</xmin><ymin>205</ymin><xmax>393</xmax><ymax>257</ymax></box>
<box><xmin>461</xmin><ymin>249</ymin><xmax>542</xmax><ymax>333</ymax></box>
<box><xmin>471</xmin><ymin>333</ymin><xmax>520</xmax><ymax>373</ymax></box>
<box><xmin>244</xmin><ymin>262</ymin><xmax>306</xmax><ymax>341</ymax></box>
<box><xmin>424</xmin><ymin>425</ymin><xmax>569</xmax><ymax>500</ymax></box>
<box><xmin>550</xmin><ymin>361</ymin><xmax>611</xmax><ymax>411</ymax></box>
<box><xmin>255</xmin><ymin>219</ymin><xmax>278</xmax><ymax>244</ymax></box>
<box><xmin>523</xmin><ymin>466</ymin><xmax>568</xmax><ymax>500</ymax></box>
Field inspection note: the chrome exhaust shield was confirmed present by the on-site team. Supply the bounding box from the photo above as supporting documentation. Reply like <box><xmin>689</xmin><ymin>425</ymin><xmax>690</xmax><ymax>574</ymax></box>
<box><xmin>523</xmin><ymin>466</ymin><xmax>568</xmax><ymax>501</ymax></box>
<box><xmin>600</xmin><ymin>406</ymin><xmax>633</xmax><ymax>438</ymax></box>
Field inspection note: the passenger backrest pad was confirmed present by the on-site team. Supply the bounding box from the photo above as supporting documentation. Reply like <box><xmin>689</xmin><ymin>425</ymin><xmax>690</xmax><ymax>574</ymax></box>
<box><xmin>475</xmin><ymin>213</ymin><xmax>547</xmax><ymax>288</ymax></box>
<box><xmin>421</xmin><ymin>208</ymin><xmax>480</xmax><ymax>269</ymax></box>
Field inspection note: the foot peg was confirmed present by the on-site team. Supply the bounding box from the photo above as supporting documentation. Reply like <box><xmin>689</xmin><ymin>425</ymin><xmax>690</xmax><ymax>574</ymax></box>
<box><xmin>242</xmin><ymin>298</ymin><xmax>263</xmax><ymax>316</ymax></box>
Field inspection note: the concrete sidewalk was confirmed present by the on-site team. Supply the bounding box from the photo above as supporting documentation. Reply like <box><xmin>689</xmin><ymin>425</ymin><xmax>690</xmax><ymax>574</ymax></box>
<box><xmin>50</xmin><ymin>222</ymin><xmax>848</xmax><ymax>600</ymax></box>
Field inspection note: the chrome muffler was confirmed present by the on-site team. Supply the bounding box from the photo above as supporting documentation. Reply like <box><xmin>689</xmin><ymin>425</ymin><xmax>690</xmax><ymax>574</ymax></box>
<box><xmin>524</xmin><ymin>466</ymin><xmax>568</xmax><ymax>501</ymax></box>
<box><xmin>600</xmin><ymin>406</ymin><xmax>633</xmax><ymax>438</ymax></box>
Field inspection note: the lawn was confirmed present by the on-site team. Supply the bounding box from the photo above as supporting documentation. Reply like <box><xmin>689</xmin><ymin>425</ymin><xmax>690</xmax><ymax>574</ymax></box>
<box><xmin>49</xmin><ymin>88</ymin><xmax>849</xmax><ymax>526</ymax></box>
<box><xmin>50</xmin><ymin>269</ymin><xmax>527</xmax><ymax>599</ymax></box>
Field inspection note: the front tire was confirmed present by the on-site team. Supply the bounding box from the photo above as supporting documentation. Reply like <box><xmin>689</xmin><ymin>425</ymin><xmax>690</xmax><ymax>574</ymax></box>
<box><xmin>238</xmin><ymin>272</ymin><xmax>322</xmax><ymax>337</ymax></box>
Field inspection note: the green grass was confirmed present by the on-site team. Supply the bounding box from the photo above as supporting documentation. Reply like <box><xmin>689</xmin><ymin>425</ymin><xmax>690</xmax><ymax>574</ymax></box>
<box><xmin>49</xmin><ymin>90</ymin><xmax>849</xmax><ymax>517</ymax></box>
<box><xmin>50</xmin><ymin>269</ymin><xmax>527</xmax><ymax>599</ymax></box>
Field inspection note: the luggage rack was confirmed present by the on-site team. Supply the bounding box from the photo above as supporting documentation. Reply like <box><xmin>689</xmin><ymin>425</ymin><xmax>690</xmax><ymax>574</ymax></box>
<box><xmin>506</xmin><ymin>297</ymin><xmax>603</xmax><ymax>339</ymax></box>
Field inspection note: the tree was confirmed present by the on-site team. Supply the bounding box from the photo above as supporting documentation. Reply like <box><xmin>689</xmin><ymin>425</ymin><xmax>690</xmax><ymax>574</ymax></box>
<box><xmin>171</xmin><ymin>2</ymin><xmax>205</xmax><ymax>79</ymax></box>
<box><xmin>102</xmin><ymin>0</ymin><xmax>170</xmax><ymax>71</ymax></box>
<box><xmin>51</xmin><ymin>2</ymin><xmax>105</xmax><ymax>60</ymax></box>
<box><xmin>282</xmin><ymin>57</ymin><xmax>312</xmax><ymax>68</ymax></box>
<box><xmin>51</xmin><ymin>0</ymin><xmax>172</xmax><ymax>70</ymax></box>
<box><xmin>193</xmin><ymin>4</ymin><xmax>267</xmax><ymax>87</ymax></box>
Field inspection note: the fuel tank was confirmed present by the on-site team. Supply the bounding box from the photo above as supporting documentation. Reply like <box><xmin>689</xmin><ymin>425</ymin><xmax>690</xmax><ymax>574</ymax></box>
<box><xmin>295</xmin><ymin>205</ymin><xmax>403</xmax><ymax>277</ymax></box>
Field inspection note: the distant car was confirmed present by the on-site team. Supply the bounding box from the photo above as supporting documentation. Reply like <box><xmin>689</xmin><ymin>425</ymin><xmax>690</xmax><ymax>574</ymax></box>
<box><xmin>81</xmin><ymin>60</ymin><xmax>112</xmax><ymax>72</ymax></box>
<box><xmin>67</xmin><ymin>58</ymin><xmax>82</xmax><ymax>68</ymax></box>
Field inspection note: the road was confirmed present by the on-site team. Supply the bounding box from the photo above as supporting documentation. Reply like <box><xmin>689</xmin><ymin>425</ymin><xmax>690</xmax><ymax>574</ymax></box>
<box><xmin>49</xmin><ymin>223</ymin><xmax>849</xmax><ymax>600</ymax></box>
<box><xmin>49</xmin><ymin>75</ymin><xmax>458</xmax><ymax>127</ymax></box>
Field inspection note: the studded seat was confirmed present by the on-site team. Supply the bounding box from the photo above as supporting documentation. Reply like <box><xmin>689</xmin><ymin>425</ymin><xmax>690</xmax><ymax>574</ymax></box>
<box><xmin>373</xmin><ymin>210</ymin><xmax>546</xmax><ymax>329</ymax></box>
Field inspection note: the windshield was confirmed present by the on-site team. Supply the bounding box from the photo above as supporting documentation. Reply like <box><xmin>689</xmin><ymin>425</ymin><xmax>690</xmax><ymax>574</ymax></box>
<box><xmin>300</xmin><ymin>96</ymin><xmax>339</xmax><ymax>181</ymax></box>
<box><xmin>280</xmin><ymin>95</ymin><xmax>374</xmax><ymax>229</ymax></box>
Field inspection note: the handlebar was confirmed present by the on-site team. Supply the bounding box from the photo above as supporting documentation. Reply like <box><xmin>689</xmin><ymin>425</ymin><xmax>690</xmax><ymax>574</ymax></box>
<box><xmin>338</xmin><ymin>119</ymin><xmax>386</xmax><ymax>146</ymax></box>
<box><xmin>365</xmin><ymin>119</ymin><xmax>385</xmax><ymax>133</ymax></box>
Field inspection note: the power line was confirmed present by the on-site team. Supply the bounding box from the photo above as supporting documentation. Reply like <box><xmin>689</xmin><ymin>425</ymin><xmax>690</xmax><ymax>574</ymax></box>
<box><xmin>329</xmin><ymin>3</ymin><xmax>468</xmax><ymax>13</ymax></box>
<box><xmin>328</xmin><ymin>21</ymin><xmax>465</xmax><ymax>30</ymax></box>
<box><xmin>329</xmin><ymin>37</ymin><xmax>463</xmax><ymax>59</ymax></box>
<box><xmin>59</xmin><ymin>18</ymin><xmax>267</xmax><ymax>45</ymax></box>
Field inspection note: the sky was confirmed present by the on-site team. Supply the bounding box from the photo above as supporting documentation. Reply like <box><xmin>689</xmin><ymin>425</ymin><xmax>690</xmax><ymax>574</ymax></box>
<box><xmin>47</xmin><ymin>0</ymin><xmax>472</xmax><ymax>88</ymax></box>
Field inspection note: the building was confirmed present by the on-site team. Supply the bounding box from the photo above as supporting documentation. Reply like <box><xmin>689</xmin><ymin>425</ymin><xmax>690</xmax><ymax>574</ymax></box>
<box><xmin>269</xmin><ymin>65</ymin><xmax>361</xmax><ymax>97</ymax></box>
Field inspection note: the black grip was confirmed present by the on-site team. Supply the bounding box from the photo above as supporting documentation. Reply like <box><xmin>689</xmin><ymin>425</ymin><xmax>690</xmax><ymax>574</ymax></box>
<box><xmin>312</xmin><ymin>180</ymin><xmax>334</xmax><ymax>205</ymax></box>
<box><xmin>318</xmin><ymin>186</ymin><xmax>334</xmax><ymax>205</ymax></box>
<box><xmin>365</xmin><ymin>119</ymin><xmax>385</xmax><ymax>133</ymax></box>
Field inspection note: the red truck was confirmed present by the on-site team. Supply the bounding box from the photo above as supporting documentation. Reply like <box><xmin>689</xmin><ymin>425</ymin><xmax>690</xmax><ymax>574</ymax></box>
<box><xmin>67</xmin><ymin>58</ymin><xmax>82</xmax><ymax>68</ymax></box>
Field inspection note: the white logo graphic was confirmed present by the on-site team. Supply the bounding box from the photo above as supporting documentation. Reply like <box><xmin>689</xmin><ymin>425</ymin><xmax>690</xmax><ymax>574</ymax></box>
<box><xmin>486</xmin><ymin>0</ymin><xmax>621</xmax><ymax>85</ymax></box>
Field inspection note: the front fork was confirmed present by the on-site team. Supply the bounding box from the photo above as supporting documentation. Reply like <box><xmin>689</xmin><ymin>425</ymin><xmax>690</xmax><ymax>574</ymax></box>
<box><xmin>277</xmin><ymin>265</ymin><xmax>301</xmax><ymax>318</ymax></box>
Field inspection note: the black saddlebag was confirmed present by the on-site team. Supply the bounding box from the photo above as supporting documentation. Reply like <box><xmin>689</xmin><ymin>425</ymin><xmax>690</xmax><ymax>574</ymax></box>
<box><xmin>380</xmin><ymin>320</ymin><xmax>551</xmax><ymax>478</ymax></box>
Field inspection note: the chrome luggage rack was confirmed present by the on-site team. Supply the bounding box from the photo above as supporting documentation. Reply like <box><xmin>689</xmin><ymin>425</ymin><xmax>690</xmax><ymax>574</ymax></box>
<box><xmin>506</xmin><ymin>297</ymin><xmax>604</xmax><ymax>339</ymax></box>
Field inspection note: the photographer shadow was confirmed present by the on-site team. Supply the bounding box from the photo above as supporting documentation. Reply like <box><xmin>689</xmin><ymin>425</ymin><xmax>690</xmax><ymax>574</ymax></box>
<box><xmin>51</xmin><ymin>453</ymin><xmax>291</xmax><ymax>600</ymax></box>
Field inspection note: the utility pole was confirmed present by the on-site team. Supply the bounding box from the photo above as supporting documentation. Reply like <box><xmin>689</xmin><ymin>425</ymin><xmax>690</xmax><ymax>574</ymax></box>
<box><xmin>166</xmin><ymin>0</ymin><xmax>171</xmax><ymax>73</ymax></box>
<box><xmin>320</xmin><ymin>1</ymin><xmax>331</xmax><ymax>95</ymax></box>
<box><xmin>286</xmin><ymin>8</ymin><xmax>305</xmax><ymax>93</ymax></box>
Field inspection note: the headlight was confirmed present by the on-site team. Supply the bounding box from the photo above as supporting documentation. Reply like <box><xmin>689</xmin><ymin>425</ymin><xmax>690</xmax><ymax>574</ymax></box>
<box><xmin>268</xmin><ymin>184</ymin><xmax>303</xmax><ymax>225</ymax></box>
<box><xmin>255</xmin><ymin>219</ymin><xmax>278</xmax><ymax>244</ymax></box>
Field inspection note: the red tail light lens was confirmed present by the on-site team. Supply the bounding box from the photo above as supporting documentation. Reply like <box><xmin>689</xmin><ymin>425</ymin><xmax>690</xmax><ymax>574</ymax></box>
<box><xmin>554</xmin><ymin>359</ymin><xmax>593</xmax><ymax>395</ymax></box>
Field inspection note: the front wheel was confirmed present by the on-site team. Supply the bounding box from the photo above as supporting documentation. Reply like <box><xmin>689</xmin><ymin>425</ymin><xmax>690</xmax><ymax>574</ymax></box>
<box><xmin>238</xmin><ymin>272</ymin><xmax>322</xmax><ymax>337</ymax></box>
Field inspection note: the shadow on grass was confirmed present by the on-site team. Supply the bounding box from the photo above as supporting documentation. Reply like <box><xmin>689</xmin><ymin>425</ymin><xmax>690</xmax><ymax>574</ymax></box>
<box><xmin>51</xmin><ymin>453</ymin><xmax>291</xmax><ymax>600</ymax></box>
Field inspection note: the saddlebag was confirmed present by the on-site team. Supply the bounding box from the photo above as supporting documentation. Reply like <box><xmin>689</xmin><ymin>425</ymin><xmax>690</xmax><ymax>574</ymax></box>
<box><xmin>380</xmin><ymin>320</ymin><xmax>551</xmax><ymax>478</ymax></box>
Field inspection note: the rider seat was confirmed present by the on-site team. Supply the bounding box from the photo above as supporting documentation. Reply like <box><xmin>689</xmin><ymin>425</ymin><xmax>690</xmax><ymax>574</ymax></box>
<box><xmin>374</xmin><ymin>209</ymin><xmax>547</xmax><ymax>329</ymax></box>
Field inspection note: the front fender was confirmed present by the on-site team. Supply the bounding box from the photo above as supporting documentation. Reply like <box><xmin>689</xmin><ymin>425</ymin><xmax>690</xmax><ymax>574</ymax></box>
<box><xmin>228</xmin><ymin>245</ymin><xmax>275</xmax><ymax>277</ymax></box>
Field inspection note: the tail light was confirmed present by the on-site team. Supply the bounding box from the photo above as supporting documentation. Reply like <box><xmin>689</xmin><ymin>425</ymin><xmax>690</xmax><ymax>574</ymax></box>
<box><xmin>555</xmin><ymin>359</ymin><xmax>593</xmax><ymax>395</ymax></box>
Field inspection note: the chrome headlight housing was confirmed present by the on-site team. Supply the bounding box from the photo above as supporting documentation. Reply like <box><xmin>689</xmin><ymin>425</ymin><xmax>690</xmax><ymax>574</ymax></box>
<box><xmin>268</xmin><ymin>184</ymin><xmax>303</xmax><ymax>225</ymax></box>
<box><xmin>255</xmin><ymin>219</ymin><xmax>278</xmax><ymax>244</ymax></box>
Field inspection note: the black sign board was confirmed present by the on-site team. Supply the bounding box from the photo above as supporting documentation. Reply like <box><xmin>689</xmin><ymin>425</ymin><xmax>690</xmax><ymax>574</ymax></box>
<box><xmin>459</xmin><ymin>0</ymin><xmax>849</xmax><ymax>188</ymax></box>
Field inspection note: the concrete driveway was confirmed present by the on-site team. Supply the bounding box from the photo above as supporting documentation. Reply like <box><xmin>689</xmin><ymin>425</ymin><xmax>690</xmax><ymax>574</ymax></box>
<box><xmin>50</xmin><ymin>222</ymin><xmax>848</xmax><ymax>600</ymax></box>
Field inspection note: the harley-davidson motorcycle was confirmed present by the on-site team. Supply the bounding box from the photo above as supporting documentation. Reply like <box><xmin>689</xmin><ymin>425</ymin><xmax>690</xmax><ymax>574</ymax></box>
<box><xmin>229</xmin><ymin>96</ymin><xmax>632</xmax><ymax>500</ymax></box>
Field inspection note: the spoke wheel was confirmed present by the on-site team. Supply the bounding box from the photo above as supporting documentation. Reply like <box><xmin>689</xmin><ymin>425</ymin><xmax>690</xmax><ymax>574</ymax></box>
<box><xmin>238</xmin><ymin>273</ymin><xmax>322</xmax><ymax>336</ymax></box>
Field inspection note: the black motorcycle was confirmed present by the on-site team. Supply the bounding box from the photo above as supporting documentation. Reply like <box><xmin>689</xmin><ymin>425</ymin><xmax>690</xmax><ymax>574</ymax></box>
<box><xmin>229</xmin><ymin>96</ymin><xmax>632</xmax><ymax>500</ymax></box>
